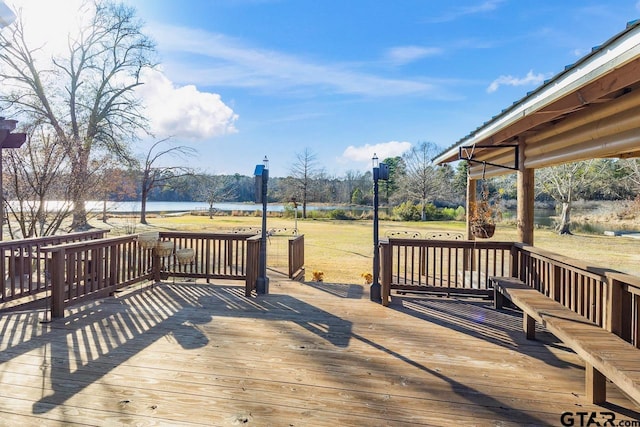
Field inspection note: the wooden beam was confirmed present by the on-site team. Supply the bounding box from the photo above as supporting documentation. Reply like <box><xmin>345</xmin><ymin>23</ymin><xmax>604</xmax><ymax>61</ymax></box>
<box><xmin>466</xmin><ymin>175</ymin><xmax>476</xmax><ymax>241</ymax></box>
<box><xmin>525</xmin><ymin>127</ymin><xmax>640</xmax><ymax>169</ymax></box>
<box><xmin>517</xmin><ymin>138</ymin><xmax>534</xmax><ymax>245</ymax></box>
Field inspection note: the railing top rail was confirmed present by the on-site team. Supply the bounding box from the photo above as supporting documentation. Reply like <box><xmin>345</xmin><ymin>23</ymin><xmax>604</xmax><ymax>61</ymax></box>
<box><xmin>383</xmin><ymin>237</ymin><xmax>513</xmax><ymax>249</ymax></box>
<box><xmin>41</xmin><ymin>231</ymin><xmax>260</xmax><ymax>252</ymax></box>
<box><xmin>159</xmin><ymin>231</ymin><xmax>255</xmax><ymax>240</ymax></box>
<box><xmin>42</xmin><ymin>235</ymin><xmax>136</xmax><ymax>252</ymax></box>
<box><xmin>0</xmin><ymin>230</ymin><xmax>107</xmax><ymax>249</ymax></box>
<box><xmin>515</xmin><ymin>244</ymin><xmax>640</xmax><ymax>290</ymax></box>
<box><xmin>605</xmin><ymin>271</ymin><xmax>640</xmax><ymax>289</ymax></box>
<box><xmin>290</xmin><ymin>234</ymin><xmax>304</xmax><ymax>242</ymax></box>
<box><xmin>514</xmin><ymin>243</ymin><xmax>617</xmax><ymax>280</ymax></box>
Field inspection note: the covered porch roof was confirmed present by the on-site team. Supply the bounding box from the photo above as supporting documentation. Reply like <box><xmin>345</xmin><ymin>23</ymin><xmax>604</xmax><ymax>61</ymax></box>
<box><xmin>434</xmin><ymin>19</ymin><xmax>640</xmax><ymax>180</ymax></box>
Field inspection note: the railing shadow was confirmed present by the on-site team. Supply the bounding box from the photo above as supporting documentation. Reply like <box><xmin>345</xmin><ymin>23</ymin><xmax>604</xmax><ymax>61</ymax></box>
<box><xmin>2</xmin><ymin>281</ymin><xmax>627</xmax><ymax>424</ymax></box>
<box><xmin>0</xmin><ymin>281</ymin><xmax>353</xmax><ymax>416</ymax></box>
<box><xmin>349</xmin><ymin>331</ymin><xmax>549</xmax><ymax>425</ymax></box>
<box><xmin>387</xmin><ymin>293</ymin><xmax>581</xmax><ymax>370</ymax></box>
<box><xmin>303</xmin><ymin>281</ymin><xmax>364</xmax><ymax>299</ymax></box>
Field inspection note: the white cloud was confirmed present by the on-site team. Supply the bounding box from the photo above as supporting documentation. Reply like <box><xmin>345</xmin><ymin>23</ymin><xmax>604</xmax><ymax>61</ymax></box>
<box><xmin>386</xmin><ymin>46</ymin><xmax>442</xmax><ymax>65</ymax></box>
<box><xmin>342</xmin><ymin>141</ymin><xmax>412</xmax><ymax>163</ymax></box>
<box><xmin>137</xmin><ymin>68</ymin><xmax>238</xmax><ymax>139</ymax></box>
<box><xmin>486</xmin><ymin>70</ymin><xmax>547</xmax><ymax>93</ymax></box>
<box><xmin>426</xmin><ymin>0</ymin><xmax>505</xmax><ymax>23</ymax></box>
<box><xmin>573</xmin><ymin>48</ymin><xmax>588</xmax><ymax>57</ymax></box>
<box><xmin>149</xmin><ymin>24</ymin><xmax>436</xmax><ymax>97</ymax></box>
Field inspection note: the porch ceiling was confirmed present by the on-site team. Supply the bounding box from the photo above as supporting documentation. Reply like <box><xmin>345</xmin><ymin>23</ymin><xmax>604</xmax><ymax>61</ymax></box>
<box><xmin>434</xmin><ymin>20</ymin><xmax>640</xmax><ymax>180</ymax></box>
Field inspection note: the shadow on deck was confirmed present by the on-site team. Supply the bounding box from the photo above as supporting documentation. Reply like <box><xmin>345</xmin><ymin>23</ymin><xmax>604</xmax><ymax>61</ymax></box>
<box><xmin>0</xmin><ymin>278</ymin><xmax>638</xmax><ymax>426</ymax></box>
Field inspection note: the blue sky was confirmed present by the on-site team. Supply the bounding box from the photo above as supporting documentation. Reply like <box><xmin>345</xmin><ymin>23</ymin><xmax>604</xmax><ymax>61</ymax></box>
<box><xmin>9</xmin><ymin>0</ymin><xmax>640</xmax><ymax>177</ymax></box>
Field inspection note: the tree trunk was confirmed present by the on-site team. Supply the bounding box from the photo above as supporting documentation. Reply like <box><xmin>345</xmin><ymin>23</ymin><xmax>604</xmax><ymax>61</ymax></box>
<box><xmin>70</xmin><ymin>197</ymin><xmax>89</xmax><ymax>230</ymax></box>
<box><xmin>556</xmin><ymin>201</ymin><xmax>572</xmax><ymax>235</ymax></box>
<box><xmin>140</xmin><ymin>190</ymin><xmax>148</xmax><ymax>225</ymax></box>
<box><xmin>140</xmin><ymin>171</ymin><xmax>151</xmax><ymax>225</ymax></box>
<box><xmin>69</xmin><ymin>148</ymin><xmax>91</xmax><ymax>231</ymax></box>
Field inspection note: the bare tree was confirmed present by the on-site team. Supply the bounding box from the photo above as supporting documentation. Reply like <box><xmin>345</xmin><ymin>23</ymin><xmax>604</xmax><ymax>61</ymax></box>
<box><xmin>139</xmin><ymin>138</ymin><xmax>196</xmax><ymax>224</ymax></box>
<box><xmin>93</xmin><ymin>162</ymin><xmax>138</xmax><ymax>222</ymax></box>
<box><xmin>2</xmin><ymin>125</ymin><xmax>72</xmax><ymax>237</ymax></box>
<box><xmin>290</xmin><ymin>148</ymin><xmax>319</xmax><ymax>218</ymax></box>
<box><xmin>399</xmin><ymin>142</ymin><xmax>445</xmax><ymax>220</ymax></box>
<box><xmin>0</xmin><ymin>1</ymin><xmax>156</xmax><ymax>230</ymax></box>
<box><xmin>196</xmin><ymin>174</ymin><xmax>238</xmax><ymax>218</ymax></box>
<box><xmin>536</xmin><ymin>160</ymin><xmax>610</xmax><ymax>234</ymax></box>
<box><xmin>622</xmin><ymin>159</ymin><xmax>640</xmax><ymax>194</ymax></box>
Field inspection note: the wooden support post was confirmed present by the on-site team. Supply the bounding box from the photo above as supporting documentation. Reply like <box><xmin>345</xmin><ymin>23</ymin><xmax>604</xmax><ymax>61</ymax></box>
<box><xmin>605</xmin><ymin>276</ymin><xmax>623</xmax><ymax>337</ymax></box>
<box><xmin>227</xmin><ymin>240</ymin><xmax>233</xmax><ymax>267</ymax></box>
<box><xmin>585</xmin><ymin>362</ymin><xmax>607</xmax><ymax>404</ymax></box>
<box><xmin>152</xmin><ymin>252</ymin><xmax>161</xmax><ymax>283</ymax></box>
<box><xmin>464</xmin><ymin>175</ymin><xmax>477</xmax><ymax>275</ymax></box>
<box><xmin>50</xmin><ymin>249</ymin><xmax>66</xmax><ymax>319</ymax></box>
<box><xmin>517</xmin><ymin>137</ymin><xmax>535</xmax><ymax>245</ymax></box>
<box><xmin>509</xmin><ymin>245</ymin><xmax>519</xmax><ymax>280</ymax></box>
<box><xmin>494</xmin><ymin>287</ymin><xmax>504</xmax><ymax>309</ymax></box>
<box><xmin>523</xmin><ymin>313</ymin><xmax>536</xmax><ymax>340</ymax></box>
<box><xmin>466</xmin><ymin>176</ymin><xmax>476</xmax><ymax>241</ymax></box>
<box><xmin>109</xmin><ymin>245</ymin><xmax>118</xmax><ymax>289</ymax></box>
<box><xmin>551</xmin><ymin>265</ymin><xmax>562</xmax><ymax>302</ymax></box>
<box><xmin>380</xmin><ymin>241</ymin><xmax>392</xmax><ymax>307</ymax></box>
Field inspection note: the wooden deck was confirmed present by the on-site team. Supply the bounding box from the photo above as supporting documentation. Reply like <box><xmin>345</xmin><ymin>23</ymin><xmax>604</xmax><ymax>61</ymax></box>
<box><xmin>1</xmin><ymin>276</ymin><xmax>639</xmax><ymax>426</ymax></box>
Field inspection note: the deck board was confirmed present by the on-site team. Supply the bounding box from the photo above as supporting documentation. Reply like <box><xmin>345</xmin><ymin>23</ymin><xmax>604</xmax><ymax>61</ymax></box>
<box><xmin>0</xmin><ymin>278</ymin><xmax>639</xmax><ymax>426</ymax></box>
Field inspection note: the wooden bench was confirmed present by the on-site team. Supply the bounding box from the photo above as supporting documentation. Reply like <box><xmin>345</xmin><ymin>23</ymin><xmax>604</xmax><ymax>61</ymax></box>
<box><xmin>491</xmin><ymin>276</ymin><xmax>640</xmax><ymax>405</ymax></box>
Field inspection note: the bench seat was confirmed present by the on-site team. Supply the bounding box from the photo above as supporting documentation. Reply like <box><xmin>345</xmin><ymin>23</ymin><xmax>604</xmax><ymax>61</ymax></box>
<box><xmin>491</xmin><ymin>276</ymin><xmax>640</xmax><ymax>405</ymax></box>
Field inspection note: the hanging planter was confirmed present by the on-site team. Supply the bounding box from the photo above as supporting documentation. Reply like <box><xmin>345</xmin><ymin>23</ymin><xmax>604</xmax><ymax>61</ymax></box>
<box><xmin>155</xmin><ymin>240</ymin><xmax>174</xmax><ymax>257</ymax></box>
<box><xmin>471</xmin><ymin>223</ymin><xmax>496</xmax><ymax>239</ymax></box>
<box><xmin>138</xmin><ymin>232</ymin><xmax>159</xmax><ymax>249</ymax></box>
<box><xmin>175</xmin><ymin>248</ymin><xmax>195</xmax><ymax>265</ymax></box>
<box><xmin>469</xmin><ymin>163</ymin><xmax>501</xmax><ymax>239</ymax></box>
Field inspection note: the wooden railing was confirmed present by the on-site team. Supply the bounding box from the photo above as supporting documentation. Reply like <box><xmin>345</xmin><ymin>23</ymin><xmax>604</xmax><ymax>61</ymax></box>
<box><xmin>45</xmin><ymin>235</ymin><xmax>149</xmax><ymax>317</ymax></box>
<box><xmin>288</xmin><ymin>234</ymin><xmax>304</xmax><ymax>280</ymax></box>
<box><xmin>0</xmin><ymin>230</ymin><xmax>107</xmax><ymax>304</ymax></box>
<box><xmin>380</xmin><ymin>238</ymin><xmax>640</xmax><ymax>348</ymax></box>
<box><xmin>41</xmin><ymin>231</ymin><xmax>263</xmax><ymax>317</ymax></box>
<box><xmin>155</xmin><ymin>231</ymin><xmax>255</xmax><ymax>281</ymax></box>
<box><xmin>380</xmin><ymin>238</ymin><xmax>512</xmax><ymax>304</ymax></box>
<box><xmin>512</xmin><ymin>243</ymin><xmax>640</xmax><ymax>347</ymax></box>
<box><xmin>605</xmin><ymin>271</ymin><xmax>640</xmax><ymax>348</ymax></box>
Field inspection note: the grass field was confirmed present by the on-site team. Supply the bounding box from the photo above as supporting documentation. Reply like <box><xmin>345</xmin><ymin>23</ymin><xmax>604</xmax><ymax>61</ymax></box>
<box><xmin>92</xmin><ymin>214</ymin><xmax>640</xmax><ymax>284</ymax></box>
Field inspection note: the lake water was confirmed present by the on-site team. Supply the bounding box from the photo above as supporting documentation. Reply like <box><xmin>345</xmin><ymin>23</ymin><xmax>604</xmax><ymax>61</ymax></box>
<box><xmin>85</xmin><ymin>201</ymin><xmax>343</xmax><ymax>213</ymax></box>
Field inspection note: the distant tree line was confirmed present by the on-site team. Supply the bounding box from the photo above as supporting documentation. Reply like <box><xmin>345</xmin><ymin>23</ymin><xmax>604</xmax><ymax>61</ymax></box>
<box><xmin>109</xmin><ymin>145</ymin><xmax>640</xmax><ymax>221</ymax></box>
<box><xmin>3</xmin><ymin>129</ymin><xmax>640</xmax><ymax>238</ymax></box>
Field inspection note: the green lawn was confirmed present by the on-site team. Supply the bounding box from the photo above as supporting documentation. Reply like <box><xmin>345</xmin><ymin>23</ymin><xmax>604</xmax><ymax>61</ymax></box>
<box><xmin>94</xmin><ymin>214</ymin><xmax>640</xmax><ymax>284</ymax></box>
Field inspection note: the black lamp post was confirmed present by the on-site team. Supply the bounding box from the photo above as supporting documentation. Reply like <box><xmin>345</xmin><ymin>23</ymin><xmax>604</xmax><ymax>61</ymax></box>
<box><xmin>255</xmin><ymin>156</ymin><xmax>269</xmax><ymax>294</ymax></box>
<box><xmin>371</xmin><ymin>153</ymin><xmax>388</xmax><ymax>303</ymax></box>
